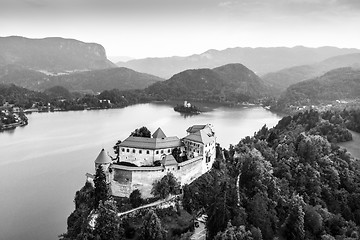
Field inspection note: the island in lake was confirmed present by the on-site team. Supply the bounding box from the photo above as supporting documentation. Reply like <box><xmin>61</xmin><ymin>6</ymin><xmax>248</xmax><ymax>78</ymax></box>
<box><xmin>174</xmin><ymin>101</ymin><xmax>201</xmax><ymax>115</ymax></box>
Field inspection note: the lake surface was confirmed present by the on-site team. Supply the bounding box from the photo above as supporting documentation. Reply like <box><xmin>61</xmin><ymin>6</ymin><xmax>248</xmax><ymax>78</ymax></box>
<box><xmin>0</xmin><ymin>103</ymin><xmax>281</xmax><ymax>240</ymax></box>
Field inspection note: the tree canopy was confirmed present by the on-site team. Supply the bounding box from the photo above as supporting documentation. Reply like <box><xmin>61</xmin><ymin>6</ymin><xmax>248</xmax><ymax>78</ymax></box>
<box><xmin>130</xmin><ymin>126</ymin><xmax>151</xmax><ymax>138</ymax></box>
<box><xmin>151</xmin><ymin>172</ymin><xmax>180</xmax><ymax>199</ymax></box>
<box><xmin>94</xmin><ymin>165</ymin><xmax>109</xmax><ymax>209</ymax></box>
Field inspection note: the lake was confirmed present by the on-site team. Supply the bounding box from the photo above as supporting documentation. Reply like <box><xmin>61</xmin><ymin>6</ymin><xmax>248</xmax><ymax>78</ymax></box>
<box><xmin>0</xmin><ymin>103</ymin><xmax>282</xmax><ymax>240</ymax></box>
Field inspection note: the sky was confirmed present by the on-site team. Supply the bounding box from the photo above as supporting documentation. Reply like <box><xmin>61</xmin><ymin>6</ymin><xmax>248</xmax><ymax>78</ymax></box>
<box><xmin>1</xmin><ymin>0</ymin><xmax>360</xmax><ymax>59</ymax></box>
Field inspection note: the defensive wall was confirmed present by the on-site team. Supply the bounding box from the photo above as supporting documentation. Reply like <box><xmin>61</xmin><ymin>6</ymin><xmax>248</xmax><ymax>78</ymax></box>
<box><xmin>110</xmin><ymin>155</ymin><xmax>212</xmax><ymax>198</ymax></box>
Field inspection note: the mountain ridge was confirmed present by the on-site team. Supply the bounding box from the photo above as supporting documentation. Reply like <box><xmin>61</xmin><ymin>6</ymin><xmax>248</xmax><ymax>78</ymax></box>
<box><xmin>0</xmin><ymin>36</ymin><xmax>116</xmax><ymax>72</ymax></box>
<box><xmin>0</xmin><ymin>65</ymin><xmax>163</xmax><ymax>93</ymax></box>
<box><xmin>117</xmin><ymin>46</ymin><xmax>360</xmax><ymax>78</ymax></box>
<box><xmin>262</xmin><ymin>53</ymin><xmax>360</xmax><ymax>92</ymax></box>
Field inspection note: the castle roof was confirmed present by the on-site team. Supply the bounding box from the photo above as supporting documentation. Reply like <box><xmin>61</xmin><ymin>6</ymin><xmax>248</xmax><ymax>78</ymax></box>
<box><xmin>183</xmin><ymin>129</ymin><xmax>214</xmax><ymax>144</ymax></box>
<box><xmin>119</xmin><ymin>136</ymin><xmax>181</xmax><ymax>150</ymax></box>
<box><xmin>152</xmin><ymin>127</ymin><xmax>166</xmax><ymax>138</ymax></box>
<box><xmin>95</xmin><ymin>149</ymin><xmax>112</xmax><ymax>164</ymax></box>
<box><xmin>161</xmin><ymin>154</ymin><xmax>178</xmax><ymax>166</ymax></box>
<box><xmin>186</xmin><ymin>125</ymin><xmax>207</xmax><ymax>134</ymax></box>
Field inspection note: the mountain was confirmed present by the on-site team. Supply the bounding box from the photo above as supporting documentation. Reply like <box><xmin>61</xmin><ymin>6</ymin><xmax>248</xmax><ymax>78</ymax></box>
<box><xmin>276</xmin><ymin>67</ymin><xmax>360</xmax><ymax>108</ymax></box>
<box><xmin>262</xmin><ymin>53</ymin><xmax>360</xmax><ymax>92</ymax></box>
<box><xmin>0</xmin><ymin>36</ymin><xmax>115</xmax><ymax>72</ymax></box>
<box><xmin>0</xmin><ymin>83</ymin><xmax>47</xmax><ymax>107</ymax></box>
<box><xmin>117</xmin><ymin>46</ymin><xmax>360</xmax><ymax>78</ymax></box>
<box><xmin>0</xmin><ymin>65</ymin><xmax>163</xmax><ymax>93</ymax></box>
<box><xmin>108</xmin><ymin>56</ymin><xmax>134</xmax><ymax>63</ymax></box>
<box><xmin>44</xmin><ymin>86</ymin><xmax>73</xmax><ymax>99</ymax></box>
<box><xmin>145</xmin><ymin>63</ymin><xmax>270</xmax><ymax>102</ymax></box>
<box><xmin>47</xmin><ymin>67</ymin><xmax>163</xmax><ymax>93</ymax></box>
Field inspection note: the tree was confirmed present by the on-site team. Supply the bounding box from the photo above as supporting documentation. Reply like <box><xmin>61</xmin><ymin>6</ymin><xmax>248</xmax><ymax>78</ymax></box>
<box><xmin>172</xmin><ymin>147</ymin><xmax>182</xmax><ymax>162</ymax></box>
<box><xmin>94</xmin><ymin>199</ymin><xmax>123</xmax><ymax>240</ymax></box>
<box><xmin>214</xmin><ymin>222</ymin><xmax>256</xmax><ymax>240</ymax></box>
<box><xmin>139</xmin><ymin>210</ymin><xmax>166</xmax><ymax>240</ymax></box>
<box><xmin>94</xmin><ymin>165</ymin><xmax>109</xmax><ymax>209</ymax></box>
<box><xmin>113</xmin><ymin>140</ymin><xmax>122</xmax><ymax>161</ymax></box>
<box><xmin>151</xmin><ymin>172</ymin><xmax>180</xmax><ymax>199</ymax></box>
<box><xmin>131</xmin><ymin>126</ymin><xmax>151</xmax><ymax>138</ymax></box>
<box><xmin>206</xmin><ymin>182</ymin><xmax>233</xmax><ymax>239</ymax></box>
<box><xmin>129</xmin><ymin>189</ymin><xmax>143</xmax><ymax>208</ymax></box>
<box><xmin>281</xmin><ymin>194</ymin><xmax>305</xmax><ymax>240</ymax></box>
<box><xmin>61</xmin><ymin>182</ymin><xmax>95</xmax><ymax>239</ymax></box>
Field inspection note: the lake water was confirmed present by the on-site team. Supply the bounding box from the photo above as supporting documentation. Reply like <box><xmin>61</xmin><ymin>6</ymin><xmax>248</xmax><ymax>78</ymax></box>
<box><xmin>0</xmin><ymin>103</ymin><xmax>281</xmax><ymax>240</ymax></box>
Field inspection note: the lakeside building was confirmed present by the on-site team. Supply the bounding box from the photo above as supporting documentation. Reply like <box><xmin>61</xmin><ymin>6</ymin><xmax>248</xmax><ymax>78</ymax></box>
<box><xmin>87</xmin><ymin>124</ymin><xmax>216</xmax><ymax>198</ymax></box>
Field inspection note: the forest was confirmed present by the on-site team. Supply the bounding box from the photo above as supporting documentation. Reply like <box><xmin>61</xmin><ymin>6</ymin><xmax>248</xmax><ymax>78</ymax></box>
<box><xmin>184</xmin><ymin>109</ymin><xmax>360</xmax><ymax>239</ymax></box>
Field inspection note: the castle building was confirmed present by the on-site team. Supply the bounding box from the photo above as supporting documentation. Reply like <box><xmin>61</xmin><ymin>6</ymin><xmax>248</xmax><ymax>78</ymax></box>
<box><xmin>117</xmin><ymin>127</ymin><xmax>182</xmax><ymax>166</ymax></box>
<box><xmin>88</xmin><ymin>124</ymin><xmax>216</xmax><ymax>198</ymax></box>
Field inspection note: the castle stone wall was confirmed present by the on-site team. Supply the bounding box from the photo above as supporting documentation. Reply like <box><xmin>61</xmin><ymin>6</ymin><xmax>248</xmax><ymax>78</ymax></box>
<box><xmin>110</xmin><ymin>156</ymin><xmax>208</xmax><ymax>198</ymax></box>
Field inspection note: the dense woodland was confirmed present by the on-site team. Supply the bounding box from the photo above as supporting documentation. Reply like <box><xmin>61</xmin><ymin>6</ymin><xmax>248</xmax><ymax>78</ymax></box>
<box><xmin>183</xmin><ymin>109</ymin><xmax>360</xmax><ymax>239</ymax></box>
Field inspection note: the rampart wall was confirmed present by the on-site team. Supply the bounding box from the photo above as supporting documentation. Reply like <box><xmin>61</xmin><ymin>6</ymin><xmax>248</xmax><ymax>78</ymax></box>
<box><xmin>110</xmin><ymin>156</ymin><xmax>207</xmax><ymax>198</ymax></box>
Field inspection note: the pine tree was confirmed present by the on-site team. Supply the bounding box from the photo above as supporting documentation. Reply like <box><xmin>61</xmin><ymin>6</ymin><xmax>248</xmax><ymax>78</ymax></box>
<box><xmin>94</xmin><ymin>199</ymin><xmax>123</xmax><ymax>240</ymax></box>
<box><xmin>139</xmin><ymin>210</ymin><xmax>166</xmax><ymax>240</ymax></box>
<box><xmin>94</xmin><ymin>165</ymin><xmax>109</xmax><ymax>209</ymax></box>
<box><xmin>206</xmin><ymin>182</ymin><xmax>232</xmax><ymax>239</ymax></box>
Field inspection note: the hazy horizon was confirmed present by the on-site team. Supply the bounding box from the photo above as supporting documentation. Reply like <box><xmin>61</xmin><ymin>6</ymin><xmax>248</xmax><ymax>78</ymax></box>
<box><xmin>2</xmin><ymin>0</ymin><xmax>360</xmax><ymax>58</ymax></box>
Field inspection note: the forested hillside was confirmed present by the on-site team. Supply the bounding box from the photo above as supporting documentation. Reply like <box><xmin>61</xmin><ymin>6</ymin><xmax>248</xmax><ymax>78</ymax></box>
<box><xmin>262</xmin><ymin>53</ymin><xmax>360</xmax><ymax>92</ymax></box>
<box><xmin>146</xmin><ymin>63</ymin><xmax>270</xmax><ymax>103</ymax></box>
<box><xmin>183</xmin><ymin>109</ymin><xmax>360</xmax><ymax>239</ymax></box>
<box><xmin>273</xmin><ymin>68</ymin><xmax>360</xmax><ymax>112</ymax></box>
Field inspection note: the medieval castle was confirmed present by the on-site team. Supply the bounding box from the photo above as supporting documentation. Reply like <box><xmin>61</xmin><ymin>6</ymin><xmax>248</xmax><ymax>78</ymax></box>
<box><xmin>87</xmin><ymin>124</ymin><xmax>216</xmax><ymax>198</ymax></box>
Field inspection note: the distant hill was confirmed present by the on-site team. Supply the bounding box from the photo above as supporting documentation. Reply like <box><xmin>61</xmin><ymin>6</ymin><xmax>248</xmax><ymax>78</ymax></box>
<box><xmin>0</xmin><ymin>36</ymin><xmax>115</xmax><ymax>72</ymax></box>
<box><xmin>276</xmin><ymin>67</ymin><xmax>360</xmax><ymax>108</ymax></box>
<box><xmin>46</xmin><ymin>67</ymin><xmax>163</xmax><ymax>93</ymax></box>
<box><xmin>145</xmin><ymin>63</ymin><xmax>270</xmax><ymax>102</ymax></box>
<box><xmin>0</xmin><ymin>83</ymin><xmax>47</xmax><ymax>107</ymax></box>
<box><xmin>44</xmin><ymin>86</ymin><xmax>73</xmax><ymax>99</ymax></box>
<box><xmin>117</xmin><ymin>46</ymin><xmax>360</xmax><ymax>78</ymax></box>
<box><xmin>0</xmin><ymin>66</ymin><xmax>163</xmax><ymax>93</ymax></box>
<box><xmin>262</xmin><ymin>53</ymin><xmax>360</xmax><ymax>92</ymax></box>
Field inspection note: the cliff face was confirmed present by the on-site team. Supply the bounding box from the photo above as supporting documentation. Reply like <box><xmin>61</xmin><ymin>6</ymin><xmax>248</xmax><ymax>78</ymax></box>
<box><xmin>0</xmin><ymin>36</ymin><xmax>115</xmax><ymax>72</ymax></box>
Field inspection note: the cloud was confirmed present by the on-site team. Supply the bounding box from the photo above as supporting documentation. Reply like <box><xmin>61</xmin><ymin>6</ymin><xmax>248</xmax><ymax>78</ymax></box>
<box><xmin>218</xmin><ymin>1</ymin><xmax>233</xmax><ymax>7</ymax></box>
<box><xmin>337</xmin><ymin>0</ymin><xmax>360</xmax><ymax>9</ymax></box>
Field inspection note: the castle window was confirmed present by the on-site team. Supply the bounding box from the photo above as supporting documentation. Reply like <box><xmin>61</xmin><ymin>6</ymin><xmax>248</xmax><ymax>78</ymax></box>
<box><xmin>122</xmin><ymin>148</ymin><xmax>125</xmax><ymax>152</ymax></box>
<box><xmin>178</xmin><ymin>166</ymin><xmax>180</xmax><ymax>170</ymax></box>
<box><xmin>139</xmin><ymin>150</ymin><xmax>142</xmax><ymax>154</ymax></box>
<box><xmin>161</xmin><ymin>150</ymin><xmax>164</xmax><ymax>154</ymax></box>
<box><xmin>147</xmin><ymin>150</ymin><xmax>150</xmax><ymax>154</ymax></box>
<box><xmin>167</xmin><ymin>149</ymin><xmax>170</xmax><ymax>153</ymax></box>
<box><xmin>132</xmin><ymin>149</ymin><xmax>136</xmax><ymax>153</ymax></box>
<box><xmin>156</xmin><ymin>150</ymin><xmax>159</xmax><ymax>154</ymax></box>
<box><xmin>126</xmin><ymin>149</ymin><xmax>129</xmax><ymax>152</ymax></box>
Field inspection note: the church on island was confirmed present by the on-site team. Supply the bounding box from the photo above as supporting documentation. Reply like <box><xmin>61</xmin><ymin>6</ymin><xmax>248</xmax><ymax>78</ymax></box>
<box><xmin>87</xmin><ymin>124</ymin><xmax>216</xmax><ymax>198</ymax></box>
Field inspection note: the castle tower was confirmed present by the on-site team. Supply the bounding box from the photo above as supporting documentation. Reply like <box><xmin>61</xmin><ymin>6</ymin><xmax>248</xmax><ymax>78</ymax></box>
<box><xmin>94</xmin><ymin>148</ymin><xmax>112</xmax><ymax>182</ymax></box>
